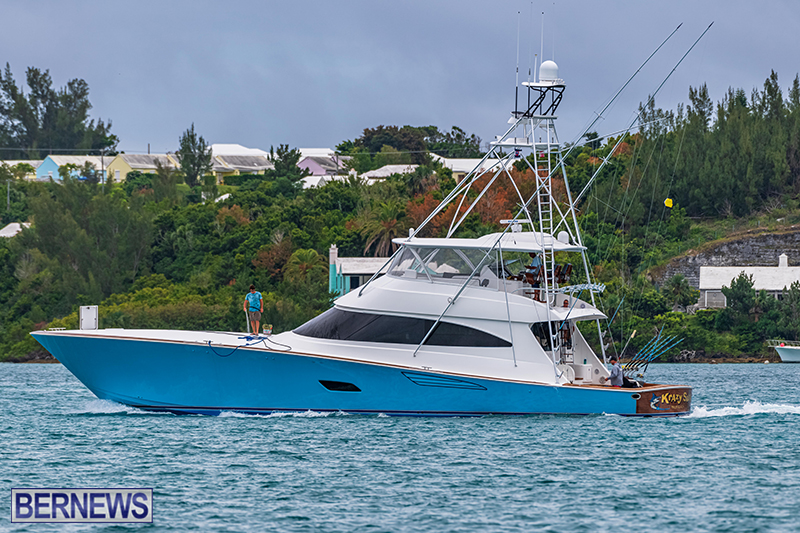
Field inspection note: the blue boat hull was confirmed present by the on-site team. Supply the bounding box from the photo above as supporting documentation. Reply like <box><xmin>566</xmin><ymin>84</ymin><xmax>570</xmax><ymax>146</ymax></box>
<box><xmin>33</xmin><ymin>334</ymin><xmax>687</xmax><ymax>416</ymax></box>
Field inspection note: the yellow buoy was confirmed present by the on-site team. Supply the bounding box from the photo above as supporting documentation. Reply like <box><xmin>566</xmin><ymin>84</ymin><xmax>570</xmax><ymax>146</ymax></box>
<box><xmin>664</xmin><ymin>198</ymin><xmax>673</xmax><ymax>208</ymax></box>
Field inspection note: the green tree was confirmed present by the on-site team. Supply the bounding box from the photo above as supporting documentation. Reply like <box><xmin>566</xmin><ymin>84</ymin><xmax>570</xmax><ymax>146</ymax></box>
<box><xmin>176</xmin><ymin>123</ymin><xmax>212</xmax><ymax>188</ymax></box>
<box><xmin>777</xmin><ymin>282</ymin><xmax>800</xmax><ymax>341</ymax></box>
<box><xmin>0</xmin><ymin>63</ymin><xmax>117</xmax><ymax>159</ymax></box>
<box><xmin>152</xmin><ymin>160</ymin><xmax>182</xmax><ymax>204</ymax></box>
<box><xmin>283</xmin><ymin>248</ymin><xmax>326</xmax><ymax>284</ymax></box>
<box><xmin>10</xmin><ymin>162</ymin><xmax>34</xmax><ymax>180</ymax></box>
<box><xmin>663</xmin><ymin>274</ymin><xmax>700</xmax><ymax>311</ymax></box>
<box><xmin>266</xmin><ymin>144</ymin><xmax>310</xmax><ymax>197</ymax></box>
<box><xmin>269</xmin><ymin>144</ymin><xmax>309</xmax><ymax>183</ymax></box>
<box><xmin>361</xmin><ymin>200</ymin><xmax>408</xmax><ymax>256</ymax></box>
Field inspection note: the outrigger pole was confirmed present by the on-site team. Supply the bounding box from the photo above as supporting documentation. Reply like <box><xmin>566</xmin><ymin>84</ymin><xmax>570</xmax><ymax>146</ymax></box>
<box><xmin>556</xmin><ymin>21</ymin><xmax>712</xmax><ymax>362</ymax></box>
<box><xmin>572</xmin><ymin>22</ymin><xmax>714</xmax><ymax>207</ymax></box>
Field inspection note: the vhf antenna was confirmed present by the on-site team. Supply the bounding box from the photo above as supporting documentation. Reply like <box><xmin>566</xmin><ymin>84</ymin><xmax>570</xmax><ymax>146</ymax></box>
<box><xmin>515</xmin><ymin>11</ymin><xmax>521</xmax><ymax>116</ymax></box>
<box><xmin>539</xmin><ymin>11</ymin><xmax>545</xmax><ymax>80</ymax></box>
<box><xmin>527</xmin><ymin>2</ymin><xmax>533</xmax><ymax>109</ymax></box>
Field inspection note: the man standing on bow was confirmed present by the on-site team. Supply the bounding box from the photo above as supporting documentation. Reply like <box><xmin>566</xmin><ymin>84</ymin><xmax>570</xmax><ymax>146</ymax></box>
<box><xmin>244</xmin><ymin>284</ymin><xmax>263</xmax><ymax>335</ymax></box>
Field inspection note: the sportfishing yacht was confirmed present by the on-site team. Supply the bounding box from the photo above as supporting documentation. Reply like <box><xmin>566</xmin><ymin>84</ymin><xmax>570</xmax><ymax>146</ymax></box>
<box><xmin>32</xmin><ymin>58</ymin><xmax>692</xmax><ymax>416</ymax></box>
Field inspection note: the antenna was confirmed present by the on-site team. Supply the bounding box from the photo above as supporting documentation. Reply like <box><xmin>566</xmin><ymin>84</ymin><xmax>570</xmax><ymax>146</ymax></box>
<box><xmin>552</xmin><ymin>2</ymin><xmax>556</xmax><ymax>61</ymax></box>
<box><xmin>539</xmin><ymin>11</ymin><xmax>545</xmax><ymax>80</ymax></box>
<box><xmin>527</xmin><ymin>3</ymin><xmax>533</xmax><ymax>84</ymax></box>
<box><xmin>515</xmin><ymin>11</ymin><xmax>521</xmax><ymax>116</ymax></box>
<box><xmin>527</xmin><ymin>2</ymin><xmax>533</xmax><ymax>109</ymax></box>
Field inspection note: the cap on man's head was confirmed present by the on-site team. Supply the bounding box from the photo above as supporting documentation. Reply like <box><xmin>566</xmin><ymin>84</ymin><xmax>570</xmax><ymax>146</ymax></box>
<box><xmin>610</xmin><ymin>356</ymin><xmax>618</xmax><ymax>362</ymax></box>
<box><xmin>249</xmin><ymin>284</ymin><xmax>255</xmax><ymax>290</ymax></box>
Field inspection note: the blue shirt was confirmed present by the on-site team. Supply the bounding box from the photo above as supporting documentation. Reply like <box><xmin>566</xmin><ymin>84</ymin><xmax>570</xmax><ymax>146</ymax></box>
<box><xmin>245</xmin><ymin>291</ymin><xmax>262</xmax><ymax>312</ymax></box>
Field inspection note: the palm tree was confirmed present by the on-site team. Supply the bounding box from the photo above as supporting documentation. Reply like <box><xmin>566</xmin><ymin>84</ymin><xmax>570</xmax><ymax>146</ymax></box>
<box><xmin>361</xmin><ymin>200</ymin><xmax>408</xmax><ymax>257</ymax></box>
<box><xmin>664</xmin><ymin>274</ymin><xmax>700</xmax><ymax>312</ymax></box>
<box><xmin>283</xmin><ymin>249</ymin><xmax>327</xmax><ymax>284</ymax></box>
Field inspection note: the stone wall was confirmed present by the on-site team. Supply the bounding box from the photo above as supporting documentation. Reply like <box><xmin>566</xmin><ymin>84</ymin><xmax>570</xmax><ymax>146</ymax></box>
<box><xmin>654</xmin><ymin>227</ymin><xmax>800</xmax><ymax>288</ymax></box>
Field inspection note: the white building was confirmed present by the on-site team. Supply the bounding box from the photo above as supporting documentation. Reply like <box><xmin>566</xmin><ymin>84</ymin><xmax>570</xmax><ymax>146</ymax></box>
<box><xmin>0</xmin><ymin>222</ymin><xmax>31</xmax><ymax>238</ymax></box>
<box><xmin>430</xmin><ymin>154</ymin><xmax>503</xmax><ymax>182</ymax></box>
<box><xmin>698</xmin><ymin>254</ymin><xmax>800</xmax><ymax>308</ymax></box>
<box><xmin>0</xmin><ymin>160</ymin><xmax>42</xmax><ymax>180</ymax></box>
<box><xmin>361</xmin><ymin>164</ymin><xmax>418</xmax><ymax>180</ymax></box>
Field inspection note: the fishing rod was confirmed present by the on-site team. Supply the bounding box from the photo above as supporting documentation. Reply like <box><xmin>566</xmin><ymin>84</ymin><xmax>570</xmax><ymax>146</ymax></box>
<box><xmin>628</xmin><ymin>336</ymin><xmax>684</xmax><ymax>376</ymax></box>
<box><xmin>619</xmin><ymin>329</ymin><xmax>637</xmax><ymax>360</ymax></box>
<box><xmin>624</xmin><ymin>333</ymin><xmax>661</xmax><ymax>374</ymax></box>
<box><xmin>628</xmin><ymin>330</ymin><xmax>670</xmax><ymax>368</ymax></box>
<box><xmin>642</xmin><ymin>337</ymin><xmax>684</xmax><ymax>375</ymax></box>
<box><xmin>623</xmin><ymin>326</ymin><xmax>666</xmax><ymax>374</ymax></box>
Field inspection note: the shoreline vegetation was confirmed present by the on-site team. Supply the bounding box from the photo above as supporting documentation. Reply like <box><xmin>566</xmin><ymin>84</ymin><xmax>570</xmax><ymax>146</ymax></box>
<box><xmin>2</xmin><ymin>65</ymin><xmax>800</xmax><ymax>363</ymax></box>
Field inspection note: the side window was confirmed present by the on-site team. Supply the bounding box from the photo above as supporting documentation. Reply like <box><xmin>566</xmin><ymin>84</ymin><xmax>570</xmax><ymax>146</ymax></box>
<box><xmin>294</xmin><ymin>308</ymin><xmax>379</xmax><ymax>340</ymax></box>
<box><xmin>428</xmin><ymin>321</ymin><xmax>511</xmax><ymax>347</ymax></box>
<box><xmin>347</xmin><ymin>315</ymin><xmax>431</xmax><ymax>344</ymax></box>
<box><xmin>530</xmin><ymin>322</ymin><xmax>555</xmax><ymax>351</ymax></box>
<box><xmin>295</xmin><ymin>308</ymin><xmax>510</xmax><ymax>347</ymax></box>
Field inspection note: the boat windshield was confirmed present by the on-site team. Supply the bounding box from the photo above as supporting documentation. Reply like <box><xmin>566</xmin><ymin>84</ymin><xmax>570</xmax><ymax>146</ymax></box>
<box><xmin>387</xmin><ymin>246</ymin><xmax>507</xmax><ymax>281</ymax></box>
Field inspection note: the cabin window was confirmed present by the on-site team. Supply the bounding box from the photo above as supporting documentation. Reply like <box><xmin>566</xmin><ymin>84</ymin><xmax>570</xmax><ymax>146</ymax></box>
<box><xmin>530</xmin><ymin>322</ymin><xmax>556</xmax><ymax>351</ymax></box>
<box><xmin>295</xmin><ymin>308</ymin><xmax>510</xmax><ymax>347</ymax></box>
<box><xmin>387</xmin><ymin>246</ymin><xmax>493</xmax><ymax>280</ymax></box>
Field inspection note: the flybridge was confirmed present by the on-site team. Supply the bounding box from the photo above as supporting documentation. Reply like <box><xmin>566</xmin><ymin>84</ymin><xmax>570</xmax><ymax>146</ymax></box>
<box><xmin>394</xmin><ymin>231</ymin><xmax>585</xmax><ymax>253</ymax></box>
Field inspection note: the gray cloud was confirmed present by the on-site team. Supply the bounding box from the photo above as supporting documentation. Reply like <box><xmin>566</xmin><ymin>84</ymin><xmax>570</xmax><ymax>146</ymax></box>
<box><xmin>2</xmin><ymin>0</ymin><xmax>798</xmax><ymax>154</ymax></box>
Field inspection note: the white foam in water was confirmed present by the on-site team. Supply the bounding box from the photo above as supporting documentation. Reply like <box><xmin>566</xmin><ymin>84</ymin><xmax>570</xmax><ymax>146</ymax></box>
<box><xmin>219</xmin><ymin>410</ymin><xmax>334</xmax><ymax>418</ymax></box>
<box><xmin>74</xmin><ymin>399</ymin><xmax>148</xmax><ymax>415</ymax></box>
<box><xmin>218</xmin><ymin>411</ymin><xmax>261</xmax><ymax>418</ymax></box>
<box><xmin>688</xmin><ymin>400</ymin><xmax>800</xmax><ymax>418</ymax></box>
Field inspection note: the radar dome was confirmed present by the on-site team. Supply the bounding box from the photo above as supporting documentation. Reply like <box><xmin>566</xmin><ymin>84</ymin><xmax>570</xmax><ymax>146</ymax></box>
<box><xmin>539</xmin><ymin>60</ymin><xmax>559</xmax><ymax>82</ymax></box>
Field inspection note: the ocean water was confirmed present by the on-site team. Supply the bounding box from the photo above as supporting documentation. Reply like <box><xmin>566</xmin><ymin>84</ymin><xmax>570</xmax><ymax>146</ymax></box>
<box><xmin>2</xmin><ymin>362</ymin><xmax>800</xmax><ymax>532</ymax></box>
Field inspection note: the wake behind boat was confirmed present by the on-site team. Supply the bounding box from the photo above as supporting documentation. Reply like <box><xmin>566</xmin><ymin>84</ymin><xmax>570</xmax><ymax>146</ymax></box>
<box><xmin>31</xmin><ymin>53</ymin><xmax>691</xmax><ymax>417</ymax></box>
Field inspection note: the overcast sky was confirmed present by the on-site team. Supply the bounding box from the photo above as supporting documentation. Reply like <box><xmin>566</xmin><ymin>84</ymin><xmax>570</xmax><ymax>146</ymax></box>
<box><xmin>2</xmin><ymin>1</ymin><xmax>798</xmax><ymax>155</ymax></box>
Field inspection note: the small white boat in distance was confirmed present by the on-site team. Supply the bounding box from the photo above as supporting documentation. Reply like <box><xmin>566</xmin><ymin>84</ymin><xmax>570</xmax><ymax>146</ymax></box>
<box><xmin>768</xmin><ymin>340</ymin><xmax>800</xmax><ymax>362</ymax></box>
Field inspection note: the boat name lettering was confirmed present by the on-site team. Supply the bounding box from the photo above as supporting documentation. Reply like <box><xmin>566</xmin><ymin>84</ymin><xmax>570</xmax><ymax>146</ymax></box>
<box><xmin>650</xmin><ymin>391</ymin><xmax>689</xmax><ymax>411</ymax></box>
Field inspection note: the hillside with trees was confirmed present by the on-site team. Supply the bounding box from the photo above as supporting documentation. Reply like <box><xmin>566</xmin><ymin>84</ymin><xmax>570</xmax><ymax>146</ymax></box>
<box><xmin>2</xmin><ymin>67</ymin><xmax>800</xmax><ymax>362</ymax></box>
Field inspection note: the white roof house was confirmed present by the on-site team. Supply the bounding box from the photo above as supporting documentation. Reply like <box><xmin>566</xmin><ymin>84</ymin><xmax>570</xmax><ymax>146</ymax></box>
<box><xmin>211</xmin><ymin>144</ymin><xmax>270</xmax><ymax>157</ymax></box>
<box><xmin>299</xmin><ymin>148</ymin><xmax>336</xmax><ymax>159</ymax></box>
<box><xmin>36</xmin><ymin>155</ymin><xmax>111</xmax><ymax>181</ymax></box>
<box><xmin>699</xmin><ymin>254</ymin><xmax>800</xmax><ymax>291</ymax></box>
<box><xmin>698</xmin><ymin>254</ymin><xmax>800</xmax><ymax>308</ymax></box>
<box><xmin>0</xmin><ymin>160</ymin><xmax>42</xmax><ymax>180</ymax></box>
<box><xmin>361</xmin><ymin>164</ymin><xmax>418</xmax><ymax>180</ymax></box>
<box><xmin>430</xmin><ymin>154</ymin><xmax>503</xmax><ymax>182</ymax></box>
<box><xmin>0</xmin><ymin>222</ymin><xmax>31</xmax><ymax>238</ymax></box>
<box><xmin>214</xmin><ymin>155</ymin><xmax>274</xmax><ymax>174</ymax></box>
